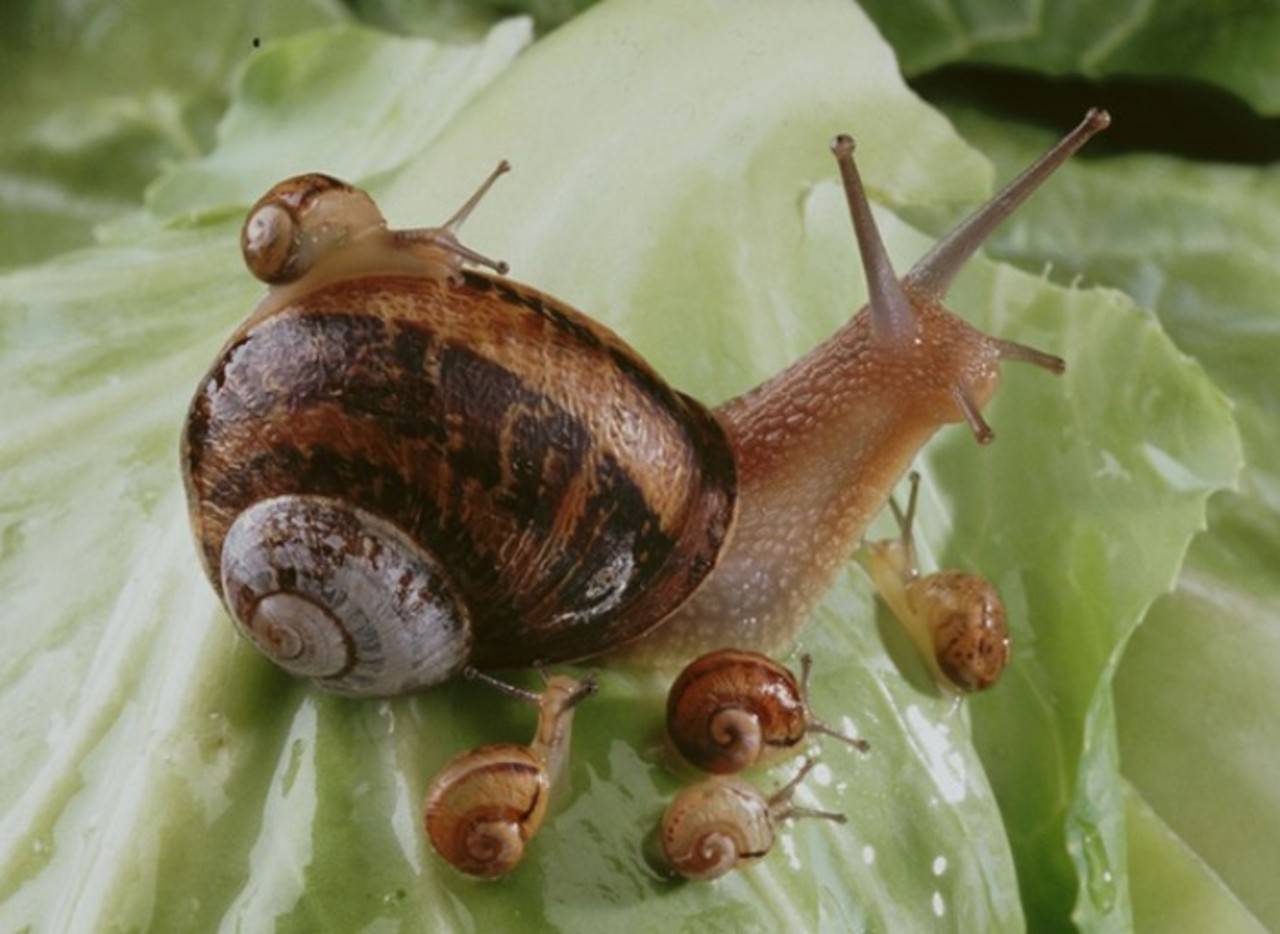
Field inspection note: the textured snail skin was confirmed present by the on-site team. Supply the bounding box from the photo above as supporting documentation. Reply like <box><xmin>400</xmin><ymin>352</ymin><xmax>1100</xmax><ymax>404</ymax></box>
<box><xmin>666</xmin><ymin>649</ymin><xmax>806</xmax><ymax>773</ymax></box>
<box><xmin>625</xmin><ymin>297</ymin><xmax>1000</xmax><ymax>662</ymax></box>
<box><xmin>661</xmin><ymin>778</ymin><xmax>774</xmax><ymax>881</ymax></box>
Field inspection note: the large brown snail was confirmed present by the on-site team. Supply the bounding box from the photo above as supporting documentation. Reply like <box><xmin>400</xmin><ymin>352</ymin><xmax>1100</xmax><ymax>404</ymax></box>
<box><xmin>181</xmin><ymin>110</ymin><xmax>1109</xmax><ymax>695</ymax></box>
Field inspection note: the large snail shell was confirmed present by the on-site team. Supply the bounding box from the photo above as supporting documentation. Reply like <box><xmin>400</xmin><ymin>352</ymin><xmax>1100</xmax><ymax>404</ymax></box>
<box><xmin>666</xmin><ymin>649</ymin><xmax>807</xmax><ymax>773</ymax></box>
<box><xmin>182</xmin><ymin>270</ymin><xmax>737</xmax><ymax>694</ymax></box>
<box><xmin>907</xmin><ymin>571</ymin><xmax>1009</xmax><ymax>691</ymax></box>
<box><xmin>661</xmin><ymin>778</ymin><xmax>774</xmax><ymax>881</ymax></box>
<box><xmin>423</xmin><ymin>744</ymin><xmax>551</xmax><ymax>878</ymax></box>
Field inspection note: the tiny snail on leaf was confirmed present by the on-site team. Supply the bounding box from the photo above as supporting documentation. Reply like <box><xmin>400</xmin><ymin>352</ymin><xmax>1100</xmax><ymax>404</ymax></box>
<box><xmin>183</xmin><ymin>110</ymin><xmax>1106</xmax><ymax>695</ymax></box>
<box><xmin>661</xmin><ymin>756</ymin><xmax>845</xmax><ymax>882</ymax></box>
<box><xmin>666</xmin><ymin>649</ymin><xmax>868</xmax><ymax>774</ymax></box>
<box><xmin>861</xmin><ymin>471</ymin><xmax>1010</xmax><ymax>693</ymax></box>
<box><xmin>423</xmin><ymin>670</ymin><xmax>597</xmax><ymax>878</ymax></box>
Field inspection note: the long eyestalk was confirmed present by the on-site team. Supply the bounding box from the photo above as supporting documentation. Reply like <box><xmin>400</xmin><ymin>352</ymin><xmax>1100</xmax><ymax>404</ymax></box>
<box><xmin>397</xmin><ymin>160</ymin><xmax>512</xmax><ymax>275</ymax></box>
<box><xmin>904</xmin><ymin>108</ymin><xmax>1110</xmax><ymax>298</ymax></box>
<box><xmin>829</xmin><ymin>135</ymin><xmax>916</xmax><ymax>346</ymax></box>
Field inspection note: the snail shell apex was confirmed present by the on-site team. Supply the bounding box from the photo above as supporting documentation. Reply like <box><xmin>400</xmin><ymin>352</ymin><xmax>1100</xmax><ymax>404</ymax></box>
<box><xmin>423</xmin><ymin>744</ymin><xmax>550</xmax><ymax>879</ymax></box>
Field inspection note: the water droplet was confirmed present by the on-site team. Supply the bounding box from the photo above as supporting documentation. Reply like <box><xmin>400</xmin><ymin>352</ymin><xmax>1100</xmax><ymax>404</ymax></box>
<box><xmin>779</xmin><ymin>832</ymin><xmax>801</xmax><ymax>871</ymax></box>
<box><xmin>1079</xmin><ymin>822</ymin><xmax>1117</xmax><ymax>912</ymax></box>
<box><xmin>931</xmin><ymin>855</ymin><xmax>947</xmax><ymax>876</ymax></box>
<box><xmin>813</xmin><ymin>763</ymin><xmax>833</xmax><ymax>786</ymax></box>
<box><xmin>861</xmin><ymin>845</ymin><xmax>876</xmax><ymax>865</ymax></box>
<box><xmin>931</xmin><ymin>891</ymin><xmax>946</xmax><ymax>917</ymax></box>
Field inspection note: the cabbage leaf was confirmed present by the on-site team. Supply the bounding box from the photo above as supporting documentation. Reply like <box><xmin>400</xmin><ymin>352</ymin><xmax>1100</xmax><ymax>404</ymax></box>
<box><xmin>0</xmin><ymin>2</ymin><xmax>1242</xmax><ymax>931</ymax></box>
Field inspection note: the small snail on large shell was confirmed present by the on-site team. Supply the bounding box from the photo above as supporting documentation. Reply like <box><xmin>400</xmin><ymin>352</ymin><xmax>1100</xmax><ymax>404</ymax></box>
<box><xmin>423</xmin><ymin>671</ymin><xmax>597</xmax><ymax>878</ymax></box>
<box><xmin>182</xmin><ymin>112</ymin><xmax>1106</xmax><ymax>693</ymax></box>
<box><xmin>666</xmin><ymin>649</ymin><xmax>867</xmax><ymax>774</ymax></box>
<box><xmin>660</xmin><ymin>756</ymin><xmax>845</xmax><ymax>881</ymax></box>
<box><xmin>861</xmin><ymin>471</ymin><xmax>1010</xmax><ymax>692</ymax></box>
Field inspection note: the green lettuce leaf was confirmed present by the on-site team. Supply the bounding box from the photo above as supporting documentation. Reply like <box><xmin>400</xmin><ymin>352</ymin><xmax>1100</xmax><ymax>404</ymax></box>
<box><xmin>932</xmin><ymin>103</ymin><xmax>1279</xmax><ymax>932</ymax></box>
<box><xmin>0</xmin><ymin>0</ymin><xmax>357</xmax><ymax>269</ymax></box>
<box><xmin>860</xmin><ymin>0</ymin><xmax>1280</xmax><ymax>116</ymax></box>
<box><xmin>407</xmin><ymin>0</ymin><xmax>1280</xmax><ymax>116</ymax></box>
<box><xmin>0</xmin><ymin>2</ymin><xmax>1241</xmax><ymax>931</ymax></box>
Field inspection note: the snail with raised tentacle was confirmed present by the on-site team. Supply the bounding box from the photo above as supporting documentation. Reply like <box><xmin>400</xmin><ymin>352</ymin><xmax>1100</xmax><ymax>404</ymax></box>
<box><xmin>660</xmin><ymin>756</ymin><xmax>845</xmax><ymax>881</ymax></box>
<box><xmin>423</xmin><ymin>670</ymin><xmax>597</xmax><ymax>878</ymax></box>
<box><xmin>182</xmin><ymin>110</ymin><xmax>1108</xmax><ymax>694</ymax></box>
<box><xmin>666</xmin><ymin>649</ymin><xmax>868</xmax><ymax>773</ymax></box>
<box><xmin>861</xmin><ymin>471</ymin><xmax>1009</xmax><ymax>692</ymax></box>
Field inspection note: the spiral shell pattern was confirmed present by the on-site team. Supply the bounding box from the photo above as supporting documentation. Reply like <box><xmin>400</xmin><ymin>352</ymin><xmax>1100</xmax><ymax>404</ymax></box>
<box><xmin>220</xmin><ymin>494</ymin><xmax>472</xmax><ymax>696</ymax></box>
<box><xmin>661</xmin><ymin>778</ymin><xmax>774</xmax><ymax>880</ymax></box>
<box><xmin>666</xmin><ymin>649</ymin><xmax>807</xmax><ymax>773</ymax></box>
<box><xmin>424</xmin><ymin>744</ymin><xmax>550</xmax><ymax>878</ymax></box>
<box><xmin>909</xmin><ymin>571</ymin><xmax>1009</xmax><ymax>691</ymax></box>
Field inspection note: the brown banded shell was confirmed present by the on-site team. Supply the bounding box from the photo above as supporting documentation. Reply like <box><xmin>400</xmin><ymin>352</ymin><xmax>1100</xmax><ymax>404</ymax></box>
<box><xmin>184</xmin><ymin>263</ymin><xmax>736</xmax><ymax>695</ymax></box>
<box><xmin>907</xmin><ymin>571</ymin><xmax>1009</xmax><ymax>691</ymax></box>
<box><xmin>423</xmin><ymin>744</ymin><xmax>551</xmax><ymax>879</ymax></box>
<box><xmin>666</xmin><ymin>650</ymin><xmax>806</xmax><ymax>773</ymax></box>
<box><xmin>660</xmin><ymin>778</ymin><xmax>774</xmax><ymax>881</ymax></box>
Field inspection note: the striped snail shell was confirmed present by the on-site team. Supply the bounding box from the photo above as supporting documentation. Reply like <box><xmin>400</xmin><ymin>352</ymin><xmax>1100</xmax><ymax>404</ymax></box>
<box><xmin>423</xmin><ymin>744</ymin><xmax>549</xmax><ymax>879</ymax></box>
<box><xmin>661</xmin><ymin>778</ymin><xmax>774</xmax><ymax>881</ymax></box>
<box><xmin>666</xmin><ymin>649</ymin><xmax>868</xmax><ymax>773</ymax></box>
<box><xmin>666</xmin><ymin>650</ymin><xmax>805</xmax><ymax>773</ymax></box>
<box><xmin>660</xmin><ymin>756</ymin><xmax>844</xmax><ymax>882</ymax></box>
<box><xmin>423</xmin><ymin>673</ymin><xmax>594</xmax><ymax>878</ymax></box>
<box><xmin>182</xmin><ymin>165</ymin><xmax>736</xmax><ymax>696</ymax></box>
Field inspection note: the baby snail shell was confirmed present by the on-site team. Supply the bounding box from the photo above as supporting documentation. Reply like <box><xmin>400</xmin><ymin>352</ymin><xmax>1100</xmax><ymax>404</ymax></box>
<box><xmin>661</xmin><ymin>756</ymin><xmax>845</xmax><ymax>881</ymax></box>
<box><xmin>666</xmin><ymin>649</ymin><xmax>868</xmax><ymax>773</ymax></box>
<box><xmin>861</xmin><ymin>472</ymin><xmax>1010</xmax><ymax>692</ymax></box>
<box><xmin>183</xmin><ymin>111</ymin><xmax>1105</xmax><ymax>694</ymax></box>
<box><xmin>423</xmin><ymin>671</ymin><xmax>597</xmax><ymax>878</ymax></box>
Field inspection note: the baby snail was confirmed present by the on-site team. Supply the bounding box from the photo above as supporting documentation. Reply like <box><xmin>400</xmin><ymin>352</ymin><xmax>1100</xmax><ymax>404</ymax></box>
<box><xmin>423</xmin><ymin>669</ymin><xmax>597</xmax><ymax>878</ymax></box>
<box><xmin>862</xmin><ymin>472</ymin><xmax>1009</xmax><ymax>692</ymax></box>
<box><xmin>666</xmin><ymin>649</ymin><xmax>868</xmax><ymax>774</ymax></box>
<box><xmin>181</xmin><ymin>110</ymin><xmax>1108</xmax><ymax>695</ymax></box>
<box><xmin>661</xmin><ymin>755</ymin><xmax>845</xmax><ymax>882</ymax></box>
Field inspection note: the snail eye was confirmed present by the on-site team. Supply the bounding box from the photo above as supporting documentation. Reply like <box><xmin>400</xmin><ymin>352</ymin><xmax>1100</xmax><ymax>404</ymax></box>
<box><xmin>241</xmin><ymin>203</ymin><xmax>297</xmax><ymax>284</ymax></box>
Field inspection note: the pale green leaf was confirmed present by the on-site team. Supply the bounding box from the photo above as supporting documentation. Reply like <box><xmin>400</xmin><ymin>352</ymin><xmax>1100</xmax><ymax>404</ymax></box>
<box><xmin>0</xmin><ymin>3</ymin><xmax>1244</xmax><ymax>932</ymax></box>
<box><xmin>933</xmin><ymin>103</ymin><xmax>1280</xmax><ymax>932</ymax></box>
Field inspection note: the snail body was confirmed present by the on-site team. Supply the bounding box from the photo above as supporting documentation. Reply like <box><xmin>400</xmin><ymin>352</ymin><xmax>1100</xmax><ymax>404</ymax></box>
<box><xmin>661</xmin><ymin>756</ymin><xmax>843</xmax><ymax>881</ymax></box>
<box><xmin>183</xmin><ymin>112</ymin><xmax>1108</xmax><ymax>694</ymax></box>
<box><xmin>423</xmin><ymin>672</ymin><xmax>596</xmax><ymax>877</ymax></box>
<box><xmin>861</xmin><ymin>472</ymin><xmax>1010</xmax><ymax>692</ymax></box>
<box><xmin>666</xmin><ymin>649</ymin><xmax>867</xmax><ymax>773</ymax></box>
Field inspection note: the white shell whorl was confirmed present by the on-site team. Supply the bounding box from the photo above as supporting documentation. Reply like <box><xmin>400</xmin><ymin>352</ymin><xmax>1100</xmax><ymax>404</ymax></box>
<box><xmin>220</xmin><ymin>494</ymin><xmax>472</xmax><ymax>696</ymax></box>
